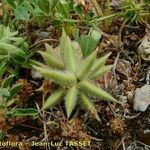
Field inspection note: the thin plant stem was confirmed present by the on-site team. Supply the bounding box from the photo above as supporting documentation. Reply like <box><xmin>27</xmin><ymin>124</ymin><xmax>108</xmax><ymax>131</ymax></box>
<box><xmin>2</xmin><ymin>0</ymin><xmax>5</xmax><ymax>18</ymax></box>
<box><xmin>106</xmin><ymin>0</ymin><xmax>111</xmax><ymax>15</ymax></box>
<box><xmin>42</xmin><ymin>93</ymin><xmax>51</xmax><ymax>150</ymax></box>
<box><xmin>91</xmin><ymin>0</ymin><xmax>104</xmax><ymax>16</ymax></box>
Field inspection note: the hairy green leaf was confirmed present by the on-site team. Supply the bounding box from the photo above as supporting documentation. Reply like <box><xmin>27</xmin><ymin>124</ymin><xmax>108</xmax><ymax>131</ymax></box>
<box><xmin>33</xmin><ymin>65</ymin><xmax>76</xmax><ymax>86</ymax></box>
<box><xmin>42</xmin><ymin>89</ymin><xmax>64</xmax><ymax>110</ymax></box>
<box><xmin>0</xmin><ymin>42</ymin><xmax>22</xmax><ymax>54</ymax></box>
<box><xmin>78</xmin><ymin>50</ymin><xmax>97</xmax><ymax>79</ymax></box>
<box><xmin>0</xmin><ymin>88</ymin><xmax>10</xmax><ymax>97</ymax></box>
<box><xmin>88</xmin><ymin>52</ymin><xmax>111</xmax><ymax>76</ymax></box>
<box><xmin>2</xmin><ymin>75</ymin><xmax>14</xmax><ymax>88</ymax></box>
<box><xmin>79</xmin><ymin>80</ymin><xmax>118</xmax><ymax>102</ymax></box>
<box><xmin>45</xmin><ymin>43</ymin><xmax>63</xmax><ymax>61</ymax></box>
<box><xmin>38</xmin><ymin>51</ymin><xmax>64</xmax><ymax>69</ymax></box>
<box><xmin>90</xmin><ymin>65</ymin><xmax>112</xmax><ymax>79</ymax></box>
<box><xmin>80</xmin><ymin>93</ymin><xmax>100</xmax><ymax>122</ymax></box>
<box><xmin>60</xmin><ymin>29</ymin><xmax>76</xmax><ymax>73</ymax></box>
<box><xmin>9</xmin><ymin>84</ymin><xmax>22</xmax><ymax>99</ymax></box>
<box><xmin>6</xmin><ymin>108</ymin><xmax>38</xmax><ymax>116</ymax></box>
<box><xmin>65</xmin><ymin>85</ymin><xmax>78</xmax><ymax>118</ymax></box>
<box><xmin>0</xmin><ymin>62</ymin><xmax>6</xmax><ymax>77</ymax></box>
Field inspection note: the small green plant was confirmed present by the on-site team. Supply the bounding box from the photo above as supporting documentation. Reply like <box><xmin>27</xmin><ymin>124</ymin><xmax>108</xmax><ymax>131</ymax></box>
<box><xmin>5</xmin><ymin>0</ymin><xmax>76</xmax><ymax>34</ymax></box>
<box><xmin>0</xmin><ymin>25</ymin><xmax>29</xmax><ymax>76</ymax></box>
<box><xmin>5</xmin><ymin>0</ymin><xmax>58</xmax><ymax>26</ymax></box>
<box><xmin>0</xmin><ymin>73</ymin><xmax>38</xmax><ymax>117</ymax></box>
<box><xmin>0</xmin><ymin>75</ymin><xmax>22</xmax><ymax>109</ymax></box>
<box><xmin>5</xmin><ymin>0</ymin><xmax>74</xmax><ymax>27</ymax></box>
<box><xmin>74</xmin><ymin>28</ymin><xmax>101</xmax><ymax>57</ymax></box>
<box><xmin>0</xmin><ymin>130</ymin><xmax>5</xmax><ymax>140</ymax></box>
<box><xmin>121</xmin><ymin>0</ymin><xmax>149</xmax><ymax>24</ymax></box>
<box><xmin>33</xmin><ymin>29</ymin><xmax>120</xmax><ymax>121</ymax></box>
<box><xmin>5</xmin><ymin>0</ymin><xmax>120</xmax><ymax>33</ymax></box>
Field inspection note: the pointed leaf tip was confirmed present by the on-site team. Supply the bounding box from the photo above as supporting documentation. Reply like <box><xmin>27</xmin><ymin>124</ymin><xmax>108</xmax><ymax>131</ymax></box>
<box><xmin>79</xmin><ymin>80</ymin><xmax>118</xmax><ymax>103</ymax></box>
<box><xmin>80</xmin><ymin>93</ymin><xmax>101</xmax><ymax>122</ymax></box>
<box><xmin>65</xmin><ymin>85</ymin><xmax>78</xmax><ymax>119</ymax></box>
<box><xmin>42</xmin><ymin>89</ymin><xmax>64</xmax><ymax>110</ymax></box>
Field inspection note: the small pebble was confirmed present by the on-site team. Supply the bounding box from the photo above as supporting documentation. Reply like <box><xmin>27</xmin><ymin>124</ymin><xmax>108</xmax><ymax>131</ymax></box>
<box><xmin>138</xmin><ymin>32</ymin><xmax>150</xmax><ymax>61</ymax></box>
<box><xmin>133</xmin><ymin>85</ymin><xmax>150</xmax><ymax>111</ymax></box>
<box><xmin>31</xmin><ymin>69</ymin><xmax>43</xmax><ymax>79</ymax></box>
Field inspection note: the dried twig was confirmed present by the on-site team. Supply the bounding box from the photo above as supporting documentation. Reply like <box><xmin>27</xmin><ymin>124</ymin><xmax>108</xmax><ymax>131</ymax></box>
<box><xmin>29</xmin><ymin>38</ymin><xmax>58</xmax><ymax>49</ymax></box>
<box><xmin>121</xmin><ymin>138</ymin><xmax>126</xmax><ymax>150</ymax></box>
<box><xmin>42</xmin><ymin>93</ymin><xmax>50</xmax><ymax>150</ymax></box>
<box><xmin>112</xmin><ymin>52</ymin><xmax>120</xmax><ymax>76</ymax></box>
<box><xmin>18</xmin><ymin>123</ymin><xmax>43</xmax><ymax>131</ymax></box>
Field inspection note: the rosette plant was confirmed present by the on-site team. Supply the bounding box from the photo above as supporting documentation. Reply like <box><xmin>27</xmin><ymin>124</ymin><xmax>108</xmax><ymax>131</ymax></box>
<box><xmin>33</xmin><ymin>29</ymin><xmax>119</xmax><ymax>121</ymax></box>
<box><xmin>0</xmin><ymin>25</ymin><xmax>28</xmax><ymax>68</ymax></box>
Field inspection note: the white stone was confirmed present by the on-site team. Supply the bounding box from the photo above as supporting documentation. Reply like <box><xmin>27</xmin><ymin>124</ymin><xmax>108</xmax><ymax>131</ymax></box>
<box><xmin>133</xmin><ymin>85</ymin><xmax>150</xmax><ymax>111</ymax></box>
<box><xmin>31</xmin><ymin>69</ymin><xmax>43</xmax><ymax>79</ymax></box>
<box><xmin>138</xmin><ymin>32</ymin><xmax>150</xmax><ymax>61</ymax></box>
